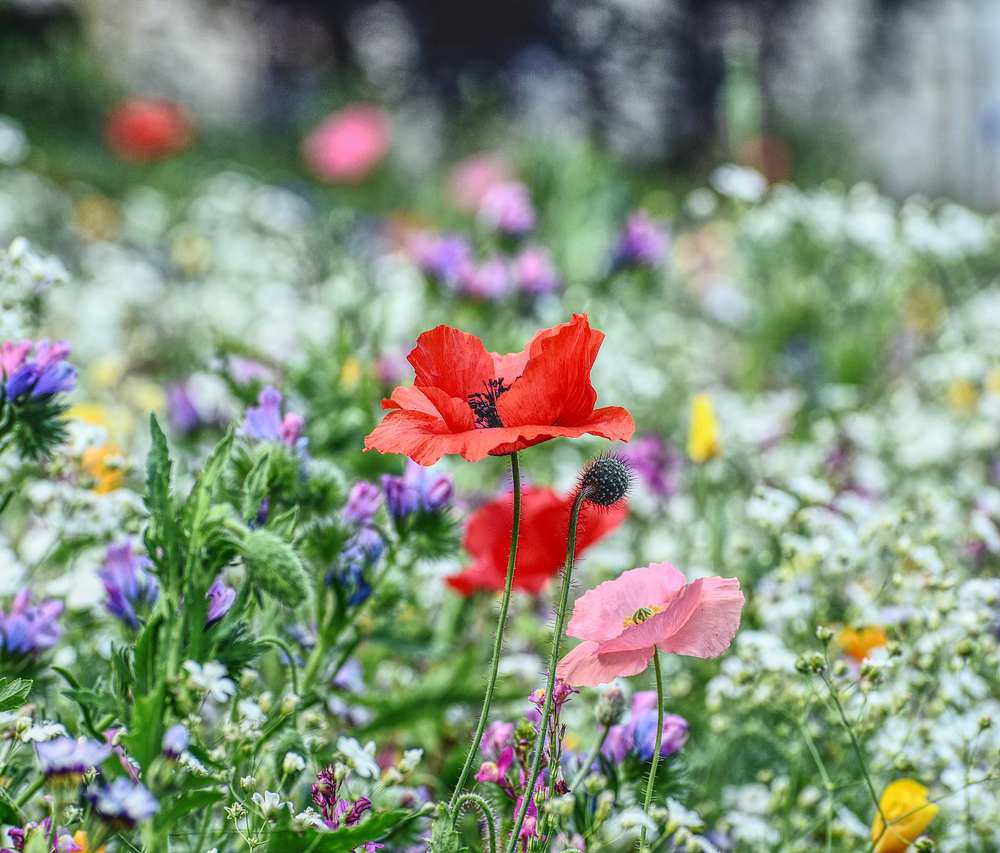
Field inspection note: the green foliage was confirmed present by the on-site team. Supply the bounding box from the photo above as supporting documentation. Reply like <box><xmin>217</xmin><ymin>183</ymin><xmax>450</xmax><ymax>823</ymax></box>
<box><xmin>0</xmin><ymin>677</ymin><xmax>30</xmax><ymax>711</ymax></box>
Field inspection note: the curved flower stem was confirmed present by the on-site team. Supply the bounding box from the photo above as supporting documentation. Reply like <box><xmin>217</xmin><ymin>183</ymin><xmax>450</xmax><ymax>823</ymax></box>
<box><xmin>505</xmin><ymin>486</ymin><xmax>590</xmax><ymax>853</ymax></box>
<box><xmin>448</xmin><ymin>452</ymin><xmax>523</xmax><ymax>811</ymax></box>
<box><xmin>638</xmin><ymin>650</ymin><xmax>663</xmax><ymax>852</ymax></box>
<box><xmin>452</xmin><ymin>793</ymin><xmax>499</xmax><ymax>853</ymax></box>
<box><xmin>568</xmin><ymin>725</ymin><xmax>610</xmax><ymax>793</ymax></box>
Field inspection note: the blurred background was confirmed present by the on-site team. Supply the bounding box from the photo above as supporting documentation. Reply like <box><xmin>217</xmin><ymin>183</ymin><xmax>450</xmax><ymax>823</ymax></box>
<box><xmin>4</xmin><ymin>0</ymin><xmax>1000</xmax><ymax>207</ymax></box>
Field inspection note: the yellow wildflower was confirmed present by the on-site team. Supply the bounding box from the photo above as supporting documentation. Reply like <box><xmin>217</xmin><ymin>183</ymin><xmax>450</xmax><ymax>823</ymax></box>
<box><xmin>838</xmin><ymin>626</ymin><xmax>887</xmax><ymax>664</ymax></box>
<box><xmin>687</xmin><ymin>393</ymin><xmax>721</xmax><ymax>462</ymax></box>
<box><xmin>870</xmin><ymin>779</ymin><xmax>938</xmax><ymax>853</ymax></box>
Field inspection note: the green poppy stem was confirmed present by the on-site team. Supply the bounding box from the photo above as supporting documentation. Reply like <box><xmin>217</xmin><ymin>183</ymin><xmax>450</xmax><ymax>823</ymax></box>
<box><xmin>448</xmin><ymin>452</ymin><xmax>523</xmax><ymax>811</ymax></box>
<box><xmin>505</xmin><ymin>485</ymin><xmax>590</xmax><ymax>852</ymax></box>
<box><xmin>639</xmin><ymin>649</ymin><xmax>664</xmax><ymax>852</ymax></box>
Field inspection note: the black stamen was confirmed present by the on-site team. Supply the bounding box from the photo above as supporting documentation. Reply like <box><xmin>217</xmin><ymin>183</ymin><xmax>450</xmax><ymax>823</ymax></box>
<box><xmin>468</xmin><ymin>378</ymin><xmax>512</xmax><ymax>429</ymax></box>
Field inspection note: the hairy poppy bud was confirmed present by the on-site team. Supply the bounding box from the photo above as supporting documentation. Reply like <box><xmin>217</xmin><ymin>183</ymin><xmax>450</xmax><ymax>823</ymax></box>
<box><xmin>241</xmin><ymin>529</ymin><xmax>309</xmax><ymax>607</ymax></box>
<box><xmin>579</xmin><ymin>455</ymin><xmax>631</xmax><ymax>508</ymax></box>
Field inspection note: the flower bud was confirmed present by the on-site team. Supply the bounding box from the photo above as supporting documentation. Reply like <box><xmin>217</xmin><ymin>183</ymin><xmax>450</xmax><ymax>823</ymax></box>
<box><xmin>579</xmin><ymin>455</ymin><xmax>631</xmax><ymax>508</ymax></box>
<box><xmin>241</xmin><ymin>529</ymin><xmax>310</xmax><ymax>607</ymax></box>
<box><xmin>280</xmin><ymin>694</ymin><xmax>300</xmax><ymax>715</ymax></box>
<box><xmin>595</xmin><ymin>791</ymin><xmax>614</xmax><ymax>823</ymax></box>
<box><xmin>596</xmin><ymin>685</ymin><xmax>626</xmax><ymax>726</ymax></box>
<box><xmin>584</xmin><ymin>773</ymin><xmax>607</xmax><ymax>795</ymax></box>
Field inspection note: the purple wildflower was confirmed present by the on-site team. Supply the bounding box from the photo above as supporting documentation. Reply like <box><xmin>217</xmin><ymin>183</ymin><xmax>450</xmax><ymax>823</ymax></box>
<box><xmin>35</xmin><ymin>736</ymin><xmax>111</xmax><ymax>781</ymax></box>
<box><xmin>162</xmin><ymin>723</ymin><xmax>189</xmax><ymax>760</ymax></box>
<box><xmin>475</xmin><ymin>744</ymin><xmax>514</xmax><ymax>786</ymax></box>
<box><xmin>412</xmin><ymin>233</ymin><xmax>471</xmax><ymax>284</ymax></box>
<box><xmin>343</xmin><ymin>481</ymin><xmax>382</xmax><ymax>525</ymax></box>
<box><xmin>0</xmin><ymin>590</ymin><xmax>63</xmax><ymax>657</ymax></box>
<box><xmin>98</xmin><ymin>542</ymin><xmax>158</xmax><ymax>630</ymax></box>
<box><xmin>311</xmin><ymin>766</ymin><xmax>378</xmax><ymax>834</ymax></box>
<box><xmin>613</xmin><ymin>210</ymin><xmax>670</xmax><ymax>269</ymax></box>
<box><xmin>478</xmin><ymin>181</ymin><xmax>536</xmax><ymax>236</ymax></box>
<box><xmin>3</xmin><ymin>819</ymin><xmax>81</xmax><ymax>853</ymax></box>
<box><xmin>2</xmin><ymin>339</ymin><xmax>76</xmax><ymax>399</ymax></box>
<box><xmin>619</xmin><ymin>433</ymin><xmax>681</xmax><ymax>499</ymax></box>
<box><xmin>240</xmin><ymin>386</ymin><xmax>308</xmax><ymax>455</ymax></box>
<box><xmin>89</xmin><ymin>777</ymin><xmax>159</xmax><ymax>827</ymax></box>
<box><xmin>600</xmin><ymin>691</ymin><xmax>688</xmax><ymax>763</ymax></box>
<box><xmin>529</xmin><ymin>678</ymin><xmax>578</xmax><ymax>712</ymax></box>
<box><xmin>206</xmin><ymin>575</ymin><xmax>236</xmax><ymax>624</ymax></box>
<box><xmin>480</xmin><ymin>721</ymin><xmax>515</xmax><ymax>758</ymax></box>
<box><xmin>166</xmin><ymin>382</ymin><xmax>202</xmax><ymax>434</ymax></box>
<box><xmin>334</xmin><ymin>526</ymin><xmax>384</xmax><ymax>606</ymax></box>
<box><xmin>381</xmin><ymin>459</ymin><xmax>454</xmax><ymax>524</ymax></box>
<box><xmin>512</xmin><ymin>246</ymin><xmax>559</xmax><ymax>296</ymax></box>
<box><xmin>457</xmin><ymin>257</ymin><xmax>512</xmax><ymax>301</ymax></box>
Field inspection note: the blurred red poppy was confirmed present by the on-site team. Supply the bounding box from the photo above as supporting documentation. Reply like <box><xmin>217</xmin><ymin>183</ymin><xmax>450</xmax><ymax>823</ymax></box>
<box><xmin>104</xmin><ymin>98</ymin><xmax>193</xmax><ymax>163</ymax></box>
<box><xmin>447</xmin><ymin>486</ymin><xmax>628</xmax><ymax>596</ymax></box>
<box><xmin>302</xmin><ymin>104</ymin><xmax>388</xmax><ymax>183</ymax></box>
<box><xmin>364</xmin><ymin>314</ymin><xmax>634</xmax><ymax>466</ymax></box>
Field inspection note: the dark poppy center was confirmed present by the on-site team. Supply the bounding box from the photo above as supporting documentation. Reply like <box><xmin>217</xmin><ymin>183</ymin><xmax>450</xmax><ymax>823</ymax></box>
<box><xmin>468</xmin><ymin>378</ymin><xmax>512</xmax><ymax>429</ymax></box>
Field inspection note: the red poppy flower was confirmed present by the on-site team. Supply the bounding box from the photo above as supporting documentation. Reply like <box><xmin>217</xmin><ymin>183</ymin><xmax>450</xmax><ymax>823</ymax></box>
<box><xmin>446</xmin><ymin>486</ymin><xmax>628</xmax><ymax>596</ymax></box>
<box><xmin>364</xmin><ymin>314</ymin><xmax>634</xmax><ymax>466</ymax></box>
<box><xmin>104</xmin><ymin>98</ymin><xmax>193</xmax><ymax>163</ymax></box>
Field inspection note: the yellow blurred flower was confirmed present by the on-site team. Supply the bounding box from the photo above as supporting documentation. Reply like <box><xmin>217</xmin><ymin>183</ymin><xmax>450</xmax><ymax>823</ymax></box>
<box><xmin>73</xmin><ymin>830</ymin><xmax>106</xmax><ymax>853</ymax></box>
<box><xmin>687</xmin><ymin>393</ymin><xmax>721</xmax><ymax>463</ymax></box>
<box><xmin>81</xmin><ymin>444</ymin><xmax>125</xmax><ymax>493</ymax></box>
<box><xmin>838</xmin><ymin>626</ymin><xmax>887</xmax><ymax>663</ymax></box>
<box><xmin>172</xmin><ymin>233</ymin><xmax>212</xmax><ymax>277</ymax></box>
<box><xmin>947</xmin><ymin>379</ymin><xmax>978</xmax><ymax>414</ymax></box>
<box><xmin>871</xmin><ymin>779</ymin><xmax>938</xmax><ymax>852</ymax></box>
<box><xmin>340</xmin><ymin>357</ymin><xmax>363</xmax><ymax>388</ymax></box>
<box><xmin>72</xmin><ymin>195</ymin><xmax>122</xmax><ymax>243</ymax></box>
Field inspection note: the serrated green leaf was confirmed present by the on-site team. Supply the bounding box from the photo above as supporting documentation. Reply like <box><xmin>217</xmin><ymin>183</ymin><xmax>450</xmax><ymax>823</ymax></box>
<box><xmin>183</xmin><ymin>426</ymin><xmax>235</xmax><ymax>532</ymax></box>
<box><xmin>144</xmin><ymin>413</ymin><xmax>173</xmax><ymax>521</ymax></box>
<box><xmin>0</xmin><ymin>677</ymin><xmax>30</xmax><ymax>711</ymax></box>
<box><xmin>242</xmin><ymin>448</ymin><xmax>272</xmax><ymax>523</ymax></box>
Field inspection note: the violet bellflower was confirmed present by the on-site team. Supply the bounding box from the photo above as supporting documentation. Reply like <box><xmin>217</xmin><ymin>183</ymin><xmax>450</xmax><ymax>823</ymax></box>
<box><xmin>162</xmin><ymin>723</ymin><xmax>190</xmax><ymax>760</ymax></box>
<box><xmin>89</xmin><ymin>777</ymin><xmax>159</xmax><ymax>827</ymax></box>
<box><xmin>381</xmin><ymin>458</ymin><xmax>454</xmax><ymax>524</ymax></box>
<box><xmin>206</xmin><ymin>575</ymin><xmax>236</xmax><ymax>624</ymax></box>
<box><xmin>240</xmin><ymin>386</ymin><xmax>308</xmax><ymax>456</ymax></box>
<box><xmin>1</xmin><ymin>339</ymin><xmax>77</xmax><ymax>399</ymax></box>
<box><xmin>600</xmin><ymin>690</ymin><xmax>688</xmax><ymax>764</ymax></box>
<box><xmin>0</xmin><ymin>589</ymin><xmax>63</xmax><ymax>657</ymax></box>
<box><xmin>457</xmin><ymin>256</ymin><xmax>512</xmax><ymax>301</ymax></box>
<box><xmin>98</xmin><ymin>542</ymin><xmax>158</xmax><ymax>630</ymax></box>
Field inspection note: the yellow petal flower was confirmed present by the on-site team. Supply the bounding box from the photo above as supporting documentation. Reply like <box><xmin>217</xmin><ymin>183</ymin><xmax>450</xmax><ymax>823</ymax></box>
<box><xmin>838</xmin><ymin>626</ymin><xmax>887</xmax><ymax>663</ymax></box>
<box><xmin>870</xmin><ymin>779</ymin><xmax>939</xmax><ymax>853</ymax></box>
<box><xmin>73</xmin><ymin>830</ymin><xmax>107</xmax><ymax>853</ymax></box>
<box><xmin>687</xmin><ymin>393</ymin><xmax>721</xmax><ymax>463</ymax></box>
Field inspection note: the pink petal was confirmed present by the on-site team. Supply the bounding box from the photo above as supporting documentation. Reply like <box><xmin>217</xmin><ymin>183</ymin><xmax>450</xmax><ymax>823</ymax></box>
<box><xmin>596</xmin><ymin>579</ymin><xmax>706</xmax><ymax>653</ymax></box>
<box><xmin>658</xmin><ymin>576</ymin><xmax>744</xmax><ymax>658</ymax></box>
<box><xmin>566</xmin><ymin>562</ymin><xmax>687</xmax><ymax>642</ymax></box>
<box><xmin>556</xmin><ymin>640</ymin><xmax>653</xmax><ymax>687</ymax></box>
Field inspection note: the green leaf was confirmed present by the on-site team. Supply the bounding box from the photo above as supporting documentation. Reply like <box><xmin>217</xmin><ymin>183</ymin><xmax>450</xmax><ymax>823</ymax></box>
<box><xmin>144</xmin><ymin>413</ymin><xmax>173</xmax><ymax>522</ymax></box>
<box><xmin>0</xmin><ymin>677</ymin><xmax>30</xmax><ymax>711</ymax></box>
<box><xmin>183</xmin><ymin>426</ymin><xmax>235</xmax><ymax>532</ymax></box>
<box><xmin>0</xmin><ymin>791</ymin><xmax>20</xmax><ymax>825</ymax></box>
<box><xmin>121</xmin><ymin>684</ymin><xmax>166</xmax><ymax>771</ymax></box>
<box><xmin>241</xmin><ymin>448</ymin><xmax>272</xmax><ymax>523</ymax></box>
<box><xmin>156</xmin><ymin>789</ymin><xmax>224</xmax><ymax>830</ymax></box>
<box><xmin>269</xmin><ymin>506</ymin><xmax>299</xmax><ymax>539</ymax></box>
<box><xmin>61</xmin><ymin>687</ymin><xmax>118</xmax><ymax>716</ymax></box>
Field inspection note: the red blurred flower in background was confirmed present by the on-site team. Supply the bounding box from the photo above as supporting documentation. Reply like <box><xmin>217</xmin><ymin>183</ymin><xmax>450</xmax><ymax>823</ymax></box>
<box><xmin>104</xmin><ymin>98</ymin><xmax>193</xmax><ymax>163</ymax></box>
<box><xmin>446</xmin><ymin>486</ymin><xmax>628</xmax><ymax>596</ymax></box>
<box><xmin>303</xmin><ymin>104</ymin><xmax>389</xmax><ymax>183</ymax></box>
<box><xmin>364</xmin><ymin>314</ymin><xmax>634</xmax><ymax>466</ymax></box>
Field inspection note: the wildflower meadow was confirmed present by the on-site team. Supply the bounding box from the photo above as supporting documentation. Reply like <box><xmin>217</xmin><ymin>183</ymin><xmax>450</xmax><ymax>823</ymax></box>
<box><xmin>1</xmin><ymin>14</ymin><xmax>1000</xmax><ymax>852</ymax></box>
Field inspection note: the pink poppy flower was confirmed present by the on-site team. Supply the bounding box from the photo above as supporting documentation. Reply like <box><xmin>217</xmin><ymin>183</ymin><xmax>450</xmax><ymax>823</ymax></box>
<box><xmin>303</xmin><ymin>105</ymin><xmax>389</xmax><ymax>183</ymax></box>
<box><xmin>556</xmin><ymin>562</ymin><xmax>744</xmax><ymax>687</ymax></box>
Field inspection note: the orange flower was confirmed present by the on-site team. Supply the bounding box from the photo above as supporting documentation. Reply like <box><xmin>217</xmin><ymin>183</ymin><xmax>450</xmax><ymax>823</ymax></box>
<box><xmin>364</xmin><ymin>314</ymin><xmax>634</xmax><ymax>465</ymax></box>
<box><xmin>81</xmin><ymin>444</ymin><xmax>125</xmax><ymax>493</ymax></box>
<box><xmin>870</xmin><ymin>779</ymin><xmax>938</xmax><ymax>852</ymax></box>
<box><xmin>838</xmin><ymin>626</ymin><xmax>887</xmax><ymax>663</ymax></box>
<box><xmin>73</xmin><ymin>830</ymin><xmax>107</xmax><ymax>853</ymax></box>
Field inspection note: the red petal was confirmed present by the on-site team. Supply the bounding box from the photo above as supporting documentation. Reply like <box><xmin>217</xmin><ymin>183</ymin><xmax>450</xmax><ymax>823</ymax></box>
<box><xmin>408</xmin><ymin>325</ymin><xmax>496</xmax><ymax>400</ymax></box>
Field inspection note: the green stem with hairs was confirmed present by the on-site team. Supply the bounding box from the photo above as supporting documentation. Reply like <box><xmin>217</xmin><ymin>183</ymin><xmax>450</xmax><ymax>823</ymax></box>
<box><xmin>448</xmin><ymin>452</ymin><xmax>523</xmax><ymax>811</ymax></box>
<box><xmin>505</xmin><ymin>486</ymin><xmax>590</xmax><ymax>853</ymax></box>
<box><xmin>638</xmin><ymin>650</ymin><xmax>663</xmax><ymax>852</ymax></box>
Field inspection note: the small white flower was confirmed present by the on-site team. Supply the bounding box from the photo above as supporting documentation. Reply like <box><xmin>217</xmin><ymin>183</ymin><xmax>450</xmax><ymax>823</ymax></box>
<box><xmin>252</xmin><ymin>790</ymin><xmax>291</xmax><ymax>820</ymax></box>
<box><xmin>336</xmin><ymin>736</ymin><xmax>380</xmax><ymax>778</ymax></box>
<box><xmin>399</xmin><ymin>747</ymin><xmax>423</xmax><ymax>774</ymax></box>
<box><xmin>282</xmin><ymin>752</ymin><xmax>306</xmax><ymax>775</ymax></box>
<box><xmin>236</xmin><ymin>699</ymin><xmax>265</xmax><ymax>724</ymax></box>
<box><xmin>21</xmin><ymin>722</ymin><xmax>68</xmax><ymax>743</ymax></box>
<box><xmin>184</xmin><ymin>660</ymin><xmax>237</xmax><ymax>703</ymax></box>
<box><xmin>292</xmin><ymin>808</ymin><xmax>326</xmax><ymax>831</ymax></box>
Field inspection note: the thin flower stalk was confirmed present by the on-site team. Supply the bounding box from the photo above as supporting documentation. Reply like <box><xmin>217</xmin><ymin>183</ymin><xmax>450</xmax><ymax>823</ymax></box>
<box><xmin>448</xmin><ymin>452</ymin><xmax>523</xmax><ymax>810</ymax></box>
<box><xmin>505</xmin><ymin>485</ymin><xmax>589</xmax><ymax>852</ymax></box>
<box><xmin>638</xmin><ymin>650</ymin><xmax>663</xmax><ymax>853</ymax></box>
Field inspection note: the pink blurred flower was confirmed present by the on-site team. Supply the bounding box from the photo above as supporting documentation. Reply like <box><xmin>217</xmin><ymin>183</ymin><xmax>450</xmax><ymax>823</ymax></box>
<box><xmin>447</xmin><ymin>153</ymin><xmax>510</xmax><ymax>212</ymax></box>
<box><xmin>556</xmin><ymin>562</ymin><xmax>744</xmax><ymax>687</ymax></box>
<box><xmin>303</xmin><ymin>105</ymin><xmax>389</xmax><ymax>183</ymax></box>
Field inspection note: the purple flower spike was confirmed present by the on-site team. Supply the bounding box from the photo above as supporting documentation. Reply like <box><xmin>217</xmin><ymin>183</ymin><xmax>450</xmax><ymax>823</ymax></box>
<box><xmin>613</xmin><ymin>210</ymin><xmax>670</xmax><ymax>270</ymax></box>
<box><xmin>35</xmin><ymin>736</ymin><xmax>111</xmax><ymax>780</ymax></box>
<box><xmin>343</xmin><ymin>481</ymin><xmax>382</xmax><ymax>525</ymax></box>
<box><xmin>206</xmin><ymin>575</ymin><xmax>236</xmax><ymax>624</ymax></box>
<box><xmin>2</xmin><ymin>338</ymin><xmax>77</xmax><ymax>399</ymax></box>
<box><xmin>99</xmin><ymin>542</ymin><xmax>158</xmax><ymax>630</ymax></box>
<box><xmin>382</xmin><ymin>459</ymin><xmax>454</xmax><ymax>524</ymax></box>
<box><xmin>412</xmin><ymin>233</ymin><xmax>471</xmax><ymax>284</ymax></box>
<box><xmin>0</xmin><ymin>589</ymin><xmax>64</xmax><ymax>657</ymax></box>
<box><xmin>478</xmin><ymin>181</ymin><xmax>536</xmax><ymax>236</ymax></box>
<box><xmin>513</xmin><ymin>246</ymin><xmax>559</xmax><ymax>296</ymax></box>
<box><xmin>241</xmin><ymin>387</ymin><xmax>308</xmax><ymax>455</ymax></box>
<box><xmin>89</xmin><ymin>777</ymin><xmax>159</xmax><ymax>827</ymax></box>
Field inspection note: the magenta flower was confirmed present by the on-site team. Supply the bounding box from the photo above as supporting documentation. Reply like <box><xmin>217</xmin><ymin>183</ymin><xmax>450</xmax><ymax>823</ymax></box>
<box><xmin>512</xmin><ymin>246</ymin><xmax>559</xmax><ymax>296</ymax></box>
<box><xmin>206</xmin><ymin>576</ymin><xmax>236</xmax><ymax>624</ymax></box>
<box><xmin>457</xmin><ymin>257</ymin><xmax>512</xmax><ymax>301</ymax></box>
<box><xmin>411</xmin><ymin>232</ymin><xmax>471</xmax><ymax>285</ymax></box>
<box><xmin>2</xmin><ymin>338</ymin><xmax>76</xmax><ymax>399</ymax></box>
<box><xmin>302</xmin><ymin>105</ymin><xmax>389</xmax><ymax>184</ymax></box>
<box><xmin>343</xmin><ymin>481</ymin><xmax>382</xmax><ymax>525</ymax></box>
<box><xmin>556</xmin><ymin>562</ymin><xmax>744</xmax><ymax>687</ymax></box>
<box><xmin>478</xmin><ymin>181</ymin><xmax>536</xmax><ymax>236</ymax></box>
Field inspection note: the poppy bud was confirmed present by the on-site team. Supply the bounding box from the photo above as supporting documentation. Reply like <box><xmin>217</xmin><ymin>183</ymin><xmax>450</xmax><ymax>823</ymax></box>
<box><xmin>579</xmin><ymin>455</ymin><xmax>631</xmax><ymax>508</ymax></box>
